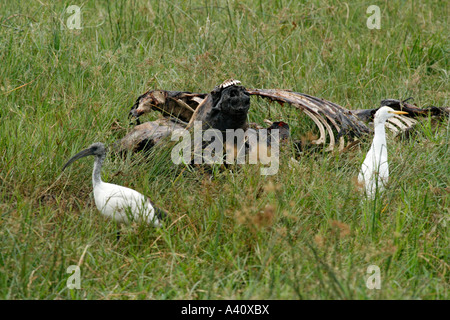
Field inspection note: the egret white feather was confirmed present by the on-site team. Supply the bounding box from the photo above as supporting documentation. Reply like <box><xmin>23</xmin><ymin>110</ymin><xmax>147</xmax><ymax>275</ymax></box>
<box><xmin>358</xmin><ymin>107</ymin><xmax>408</xmax><ymax>199</ymax></box>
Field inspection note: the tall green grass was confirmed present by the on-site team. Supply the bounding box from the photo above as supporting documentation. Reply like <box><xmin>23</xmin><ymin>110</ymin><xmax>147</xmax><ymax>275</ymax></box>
<box><xmin>0</xmin><ymin>0</ymin><xmax>448</xmax><ymax>299</ymax></box>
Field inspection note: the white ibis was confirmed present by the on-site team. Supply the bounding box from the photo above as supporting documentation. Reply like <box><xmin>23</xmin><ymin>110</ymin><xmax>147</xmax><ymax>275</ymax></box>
<box><xmin>62</xmin><ymin>142</ymin><xmax>167</xmax><ymax>230</ymax></box>
<box><xmin>358</xmin><ymin>106</ymin><xmax>408</xmax><ymax>199</ymax></box>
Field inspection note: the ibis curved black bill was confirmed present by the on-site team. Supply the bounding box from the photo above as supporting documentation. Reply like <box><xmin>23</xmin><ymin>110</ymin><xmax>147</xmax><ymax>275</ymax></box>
<box><xmin>62</xmin><ymin>147</ymin><xmax>95</xmax><ymax>171</ymax></box>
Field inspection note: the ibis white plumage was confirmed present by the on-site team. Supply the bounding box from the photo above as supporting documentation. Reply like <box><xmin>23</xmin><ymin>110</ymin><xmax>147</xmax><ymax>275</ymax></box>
<box><xmin>358</xmin><ymin>107</ymin><xmax>408</xmax><ymax>199</ymax></box>
<box><xmin>63</xmin><ymin>142</ymin><xmax>167</xmax><ymax>227</ymax></box>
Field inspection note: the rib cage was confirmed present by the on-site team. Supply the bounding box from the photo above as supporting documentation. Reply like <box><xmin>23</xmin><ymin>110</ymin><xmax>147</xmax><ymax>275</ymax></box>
<box><xmin>126</xmin><ymin>82</ymin><xmax>448</xmax><ymax>153</ymax></box>
<box><xmin>246</xmin><ymin>88</ymin><xmax>371</xmax><ymax>151</ymax></box>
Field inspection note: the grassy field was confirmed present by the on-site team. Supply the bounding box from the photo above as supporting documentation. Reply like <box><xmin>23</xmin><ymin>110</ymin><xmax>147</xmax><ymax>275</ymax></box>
<box><xmin>0</xmin><ymin>0</ymin><xmax>448</xmax><ymax>300</ymax></box>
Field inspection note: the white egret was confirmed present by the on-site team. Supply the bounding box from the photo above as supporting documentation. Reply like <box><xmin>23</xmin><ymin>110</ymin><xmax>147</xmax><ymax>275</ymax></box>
<box><xmin>63</xmin><ymin>142</ymin><xmax>167</xmax><ymax>230</ymax></box>
<box><xmin>358</xmin><ymin>107</ymin><xmax>408</xmax><ymax>199</ymax></box>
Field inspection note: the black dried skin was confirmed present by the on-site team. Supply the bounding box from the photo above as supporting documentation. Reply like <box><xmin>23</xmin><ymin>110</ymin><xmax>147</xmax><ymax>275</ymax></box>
<box><xmin>204</xmin><ymin>85</ymin><xmax>250</xmax><ymax>132</ymax></box>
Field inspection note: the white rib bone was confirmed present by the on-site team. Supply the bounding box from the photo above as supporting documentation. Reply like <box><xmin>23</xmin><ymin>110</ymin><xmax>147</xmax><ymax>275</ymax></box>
<box><xmin>303</xmin><ymin>109</ymin><xmax>327</xmax><ymax>145</ymax></box>
<box><xmin>385</xmin><ymin>122</ymin><xmax>400</xmax><ymax>134</ymax></box>
<box><xmin>388</xmin><ymin>117</ymin><xmax>407</xmax><ymax>131</ymax></box>
<box><xmin>173</xmin><ymin>98</ymin><xmax>196</xmax><ymax>113</ymax></box>
<box><xmin>191</xmin><ymin>97</ymin><xmax>205</xmax><ymax>104</ymax></box>
<box><xmin>313</xmin><ymin>112</ymin><xmax>335</xmax><ymax>151</ymax></box>
<box><xmin>320</xmin><ymin>112</ymin><xmax>345</xmax><ymax>151</ymax></box>
<box><xmin>297</xmin><ymin>97</ymin><xmax>341</xmax><ymax>151</ymax></box>
<box><xmin>395</xmin><ymin>115</ymin><xmax>417</xmax><ymax>127</ymax></box>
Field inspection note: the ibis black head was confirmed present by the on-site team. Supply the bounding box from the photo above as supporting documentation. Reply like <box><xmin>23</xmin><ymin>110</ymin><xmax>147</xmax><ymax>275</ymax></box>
<box><xmin>63</xmin><ymin>142</ymin><xmax>106</xmax><ymax>171</ymax></box>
